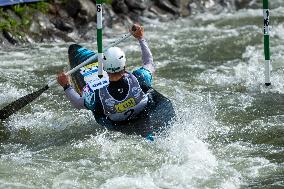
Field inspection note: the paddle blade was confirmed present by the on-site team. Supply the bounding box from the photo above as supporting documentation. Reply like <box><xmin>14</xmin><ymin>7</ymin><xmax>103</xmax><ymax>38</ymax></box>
<box><xmin>0</xmin><ymin>85</ymin><xmax>49</xmax><ymax>120</ymax></box>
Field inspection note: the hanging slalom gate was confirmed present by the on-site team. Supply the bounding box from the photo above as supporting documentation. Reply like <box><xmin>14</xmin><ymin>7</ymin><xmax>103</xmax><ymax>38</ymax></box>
<box><xmin>96</xmin><ymin>0</ymin><xmax>104</xmax><ymax>78</ymax></box>
<box><xmin>263</xmin><ymin>0</ymin><xmax>271</xmax><ymax>86</ymax></box>
<box><xmin>0</xmin><ymin>0</ymin><xmax>42</xmax><ymax>7</ymax></box>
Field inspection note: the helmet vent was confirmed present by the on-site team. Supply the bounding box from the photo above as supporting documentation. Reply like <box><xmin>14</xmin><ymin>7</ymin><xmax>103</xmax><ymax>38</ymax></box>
<box><xmin>103</xmin><ymin>47</ymin><xmax>125</xmax><ymax>73</ymax></box>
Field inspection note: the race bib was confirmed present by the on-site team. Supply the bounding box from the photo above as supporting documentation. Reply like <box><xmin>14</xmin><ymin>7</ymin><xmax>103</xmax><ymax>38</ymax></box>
<box><xmin>88</xmin><ymin>77</ymin><xmax>109</xmax><ymax>91</ymax></box>
<box><xmin>80</xmin><ymin>62</ymin><xmax>109</xmax><ymax>91</ymax></box>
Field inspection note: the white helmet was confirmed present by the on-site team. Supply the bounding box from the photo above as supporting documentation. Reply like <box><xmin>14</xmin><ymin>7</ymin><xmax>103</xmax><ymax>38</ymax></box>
<box><xmin>103</xmin><ymin>47</ymin><xmax>126</xmax><ymax>73</ymax></box>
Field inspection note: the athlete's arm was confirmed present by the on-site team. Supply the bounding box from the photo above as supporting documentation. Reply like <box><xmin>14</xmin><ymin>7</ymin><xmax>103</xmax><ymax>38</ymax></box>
<box><xmin>57</xmin><ymin>72</ymin><xmax>86</xmax><ymax>110</ymax></box>
<box><xmin>131</xmin><ymin>24</ymin><xmax>155</xmax><ymax>90</ymax></box>
<box><xmin>139</xmin><ymin>38</ymin><xmax>155</xmax><ymax>73</ymax></box>
<box><xmin>131</xmin><ymin>24</ymin><xmax>155</xmax><ymax>73</ymax></box>
<box><xmin>64</xmin><ymin>87</ymin><xmax>86</xmax><ymax>109</ymax></box>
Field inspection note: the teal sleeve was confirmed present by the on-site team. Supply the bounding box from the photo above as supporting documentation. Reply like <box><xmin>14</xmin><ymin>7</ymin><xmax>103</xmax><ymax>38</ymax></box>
<box><xmin>132</xmin><ymin>67</ymin><xmax>153</xmax><ymax>87</ymax></box>
<box><xmin>82</xmin><ymin>86</ymin><xmax>96</xmax><ymax>111</ymax></box>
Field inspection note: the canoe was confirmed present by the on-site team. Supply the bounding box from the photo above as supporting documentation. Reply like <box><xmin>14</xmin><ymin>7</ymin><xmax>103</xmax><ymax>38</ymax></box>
<box><xmin>68</xmin><ymin>44</ymin><xmax>175</xmax><ymax>138</ymax></box>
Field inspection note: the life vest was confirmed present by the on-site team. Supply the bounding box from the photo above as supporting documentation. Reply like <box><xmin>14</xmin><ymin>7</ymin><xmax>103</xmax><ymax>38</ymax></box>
<box><xmin>99</xmin><ymin>73</ymin><xmax>149</xmax><ymax>121</ymax></box>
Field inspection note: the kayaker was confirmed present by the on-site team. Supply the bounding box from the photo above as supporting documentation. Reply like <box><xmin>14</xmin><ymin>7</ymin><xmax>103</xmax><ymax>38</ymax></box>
<box><xmin>57</xmin><ymin>24</ymin><xmax>156</xmax><ymax>138</ymax></box>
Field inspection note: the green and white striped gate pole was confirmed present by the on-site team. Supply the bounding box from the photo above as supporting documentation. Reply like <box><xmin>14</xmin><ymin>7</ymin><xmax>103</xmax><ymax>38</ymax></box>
<box><xmin>263</xmin><ymin>0</ymin><xmax>271</xmax><ymax>86</ymax></box>
<box><xmin>96</xmin><ymin>0</ymin><xmax>103</xmax><ymax>78</ymax></box>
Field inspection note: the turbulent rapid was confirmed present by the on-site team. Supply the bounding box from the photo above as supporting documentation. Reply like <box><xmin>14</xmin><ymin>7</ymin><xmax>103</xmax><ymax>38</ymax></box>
<box><xmin>1</xmin><ymin>5</ymin><xmax>284</xmax><ymax>189</ymax></box>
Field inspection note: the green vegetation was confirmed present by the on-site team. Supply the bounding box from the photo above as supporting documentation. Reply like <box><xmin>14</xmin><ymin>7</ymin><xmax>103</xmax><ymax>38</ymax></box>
<box><xmin>0</xmin><ymin>0</ymin><xmax>112</xmax><ymax>38</ymax></box>
<box><xmin>103</xmin><ymin>0</ymin><xmax>113</xmax><ymax>4</ymax></box>
<box><xmin>0</xmin><ymin>8</ymin><xmax>17</xmax><ymax>31</ymax></box>
<box><xmin>58</xmin><ymin>0</ymin><xmax>112</xmax><ymax>5</ymax></box>
<box><xmin>0</xmin><ymin>2</ymin><xmax>49</xmax><ymax>37</ymax></box>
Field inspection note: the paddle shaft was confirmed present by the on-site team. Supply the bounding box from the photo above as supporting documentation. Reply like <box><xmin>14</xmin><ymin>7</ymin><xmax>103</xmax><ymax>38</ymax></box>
<box><xmin>48</xmin><ymin>33</ymin><xmax>132</xmax><ymax>87</ymax></box>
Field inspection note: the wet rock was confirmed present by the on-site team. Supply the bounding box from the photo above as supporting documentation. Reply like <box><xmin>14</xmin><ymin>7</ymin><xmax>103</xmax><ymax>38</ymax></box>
<box><xmin>0</xmin><ymin>31</ymin><xmax>10</xmax><ymax>46</ymax></box>
<box><xmin>65</xmin><ymin>0</ymin><xmax>96</xmax><ymax>24</ymax></box>
<box><xmin>48</xmin><ymin>3</ymin><xmax>59</xmax><ymax>15</ymax></box>
<box><xmin>142</xmin><ymin>10</ymin><xmax>158</xmax><ymax>19</ymax></box>
<box><xmin>65</xmin><ymin>0</ymin><xmax>80</xmax><ymax>17</ymax></box>
<box><xmin>180</xmin><ymin>0</ymin><xmax>191</xmax><ymax>16</ymax></box>
<box><xmin>50</xmin><ymin>17</ymin><xmax>74</xmax><ymax>33</ymax></box>
<box><xmin>129</xmin><ymin>9</ymin><xmax>143</xmax><ymax>22</ymax></box>
<box><xmin>25</xmin><ymin>35</ymin><xmax>35</xmax><ymax>44</ymax></box>
<box><xmin>29</xmin><ymin>19</ymin><xmax>41</xmax><ymax>34</ymax></box>
<box><xmin>49</xmin><ymin>3</ymin><xmax>70</xmax><ymax>18</ymax></box>
<box><xmin>125</xmin><ymin>0</ymin><xmax>148</xmax><ymax>11</ymax></box>
<box><xmin>119</xmin><ymin>15</ymin><xmax>133</xmax><ymax>27</ymax></box>
<box><xmin>103</xmin><ymin>4</ymin><xmax>117</xmax><ymax>28</ymax></box>
<box><xmin>48</xmin><ymin>4</ymin><xmax>75</xmax><ymax>32</ymax></box>
<box><xmin>40</xmin><ymin>28</ymin><xmax>75</xmax><ymax>42</ymax></box>
<box><xmin>36</xmin><ymin>12</ymin><xmax>55</xmax><ymax>30</ymax></box>
<box><xmin>29</xmin><ymin>11</ymin><xmax>75</xmax><ymax>42</ymax></box>
<box><xmin>204</xmin><ymin>0</ymin><xmax>216</xmax><ymax>9</ymax></box>
<box><xmin>149</xmin><ymin>5</ymin><xmax>166</xmax><ymax>15</ymax></box>
<box><xmin>149</xmin><ymin>5</ymin><xmax>175</xmax><ymax>22</ymax></box>
<box><xmin>29</xmin><ymin>12</ymin><xmax>54</xmax><ymax>41</ymax></box>
<box><xmin>188</xmin><ymin>0</ymin><xmax>225</xmax><ymax>14</ymax></box>
<box><xmin>57</xmin><ymin>8</ymin><xmax>69</xmax><ymax>18</ymax></box>
<box><xmin>79</xmin><ymin>21</ymin><xmax>96</xmax><ymax>41</ymax></box>
<box><xmin>235</xmin><ymin>0</ymin><xmax>259</xmax><ymax>9</ymax></box>
<box><xmin>169</xmin><ymin>0</ymin><xmax>181</xmax><ymax>7</ymax></box>
<box><xmin>51</xmin><ymin>29</ymin><xmax>75</xmax><ymax>42</ymax></box>
<box><xmin>3</xmin><ymin>30</ymin><xmax>18</xmax><ymax>45</ymax></box>
<box><xmin>219</xmin><ymin>0</ymin><xmax>231</xmax><ymax>7</ymax></box>
<box><xmin>112</xmin><ymin>0</ymin><xmax>129</xmax><ymax>14</ymax></box>
<box><xmin>155</xmin><ymin>0</ymin><xmax>180</xmax><ymax>15</ymax></box>
<box><xmin>77</xmin><ymin>0</ymin><xmax>96</xmax><ymax>23</ymax></box>
<box><xmin>140</xmin><ymin>10</ymin><xmax>161</xmax><ymax>24</ymax></box>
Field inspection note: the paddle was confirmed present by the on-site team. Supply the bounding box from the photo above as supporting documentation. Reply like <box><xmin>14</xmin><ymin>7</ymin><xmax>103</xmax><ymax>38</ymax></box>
<box><xmin>0</xmin><ymin>32</ymin><xmax>132</xmax><ymax>120</ymax></box>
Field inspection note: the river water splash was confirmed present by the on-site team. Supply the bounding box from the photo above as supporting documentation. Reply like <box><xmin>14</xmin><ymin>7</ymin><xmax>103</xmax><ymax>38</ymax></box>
<box><xmin>0</xmin><ymin>5</ymin><xmax>284</xmax><ymax>189</ymax></box>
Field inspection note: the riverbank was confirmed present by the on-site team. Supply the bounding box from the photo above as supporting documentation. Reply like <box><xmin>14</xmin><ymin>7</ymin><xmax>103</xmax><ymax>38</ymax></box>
<box><xmin>1</xmin><ymin>4</ymin><xmax>284</xmax><ymax>187</ymax></box>
<box><xmin>0</xmin><ymin>0</ymin><xmax>261</xmax><ymax>46</ymax></box>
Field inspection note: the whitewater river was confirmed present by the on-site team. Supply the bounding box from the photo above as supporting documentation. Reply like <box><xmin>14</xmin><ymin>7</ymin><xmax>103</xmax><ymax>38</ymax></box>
<box><xmin>1</xmin><ymin>4</ymin><xmax>284</xmax><ymax>189</ymax></box>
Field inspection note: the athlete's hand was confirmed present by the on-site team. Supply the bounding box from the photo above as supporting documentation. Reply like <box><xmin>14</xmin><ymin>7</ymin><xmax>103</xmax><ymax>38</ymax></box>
<box><xmin>57</xmin><ymin>72</ymin><xmax>70</xmax><ymax>87</ymax></box>
<box><xmin>130</xmin><ymin>24</ymin><xmax>144</xmax><ymax>40</ymax></box>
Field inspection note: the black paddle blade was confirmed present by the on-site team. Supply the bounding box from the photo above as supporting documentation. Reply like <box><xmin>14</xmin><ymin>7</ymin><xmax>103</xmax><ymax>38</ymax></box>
<box><xmin>0</xmin><ymin>85</ymin><xmax>49</xmax><ymax>120</ymax></box>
